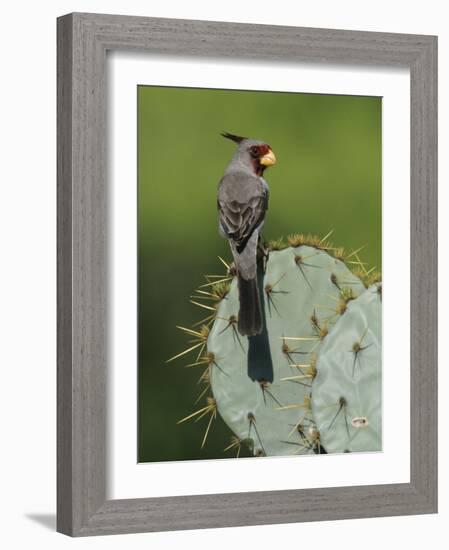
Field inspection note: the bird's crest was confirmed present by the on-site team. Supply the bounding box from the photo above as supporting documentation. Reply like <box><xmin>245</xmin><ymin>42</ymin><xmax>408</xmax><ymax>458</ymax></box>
<box><xmin>220</xmin><ymin>132</ymin><xmax>247</xmax><ymax>144</ymax></box>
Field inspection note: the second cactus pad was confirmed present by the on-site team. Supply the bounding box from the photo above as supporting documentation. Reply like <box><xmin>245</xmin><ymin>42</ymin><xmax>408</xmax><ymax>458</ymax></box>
<box><xmin>207</xmin><ymin>245</ymin><xmax>366</xmax><ymax>456</ymax></box>
<box><xmin>311</xmin><ymin>284</ymin><xmax>382</xmax><ymax>453</ymax></box>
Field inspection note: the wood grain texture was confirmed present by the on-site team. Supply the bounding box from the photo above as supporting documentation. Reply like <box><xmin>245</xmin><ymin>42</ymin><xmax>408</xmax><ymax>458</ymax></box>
<box><xmin>57</xmin><ymin>12</ymin><xmax>438</xmax><ymax>537</ymax></box>
<box><xmin>57</xmin><ymin>13</ymin><xmax>74</xmax><ymax>536</ymax></box>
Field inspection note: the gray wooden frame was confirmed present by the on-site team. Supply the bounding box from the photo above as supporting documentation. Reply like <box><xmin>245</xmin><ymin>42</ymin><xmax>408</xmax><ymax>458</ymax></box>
<box><xmin>57</xmin><ymin>12</ymin><xmax>438</xmax><ymax>537</ymax></box>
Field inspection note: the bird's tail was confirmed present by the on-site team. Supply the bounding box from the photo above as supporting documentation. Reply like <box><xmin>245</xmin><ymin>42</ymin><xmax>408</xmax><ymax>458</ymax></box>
<box><xmin>237</xmin><ymin>274</ymin><xmax>263</xmax><ymax>336</ymax></box>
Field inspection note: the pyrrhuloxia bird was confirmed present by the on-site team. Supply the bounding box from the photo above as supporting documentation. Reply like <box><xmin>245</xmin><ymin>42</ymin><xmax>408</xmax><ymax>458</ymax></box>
<box><xmin>217</xmin><ymin>132</ymin><xmax>276</xmax><ymax>336</ymax></box>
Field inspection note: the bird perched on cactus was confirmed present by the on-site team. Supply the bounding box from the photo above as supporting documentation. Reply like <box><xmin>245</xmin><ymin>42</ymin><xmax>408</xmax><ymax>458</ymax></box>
<box><xmin>217</xmin><ymin>132</ymin><xmax>276</xmax><ymax>336</ymax></box>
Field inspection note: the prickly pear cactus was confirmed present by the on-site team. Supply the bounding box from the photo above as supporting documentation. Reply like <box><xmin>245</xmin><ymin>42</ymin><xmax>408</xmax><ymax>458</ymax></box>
<box><xmin>169</xmin><ymin>233</ymin><xmax>381</xmax><ymax>457</ymax></box>
<box><xmin>311</xmin><ymin>284</ymin><xmax>382</xmax><ymax>453</ymax></box>
<box><xmin>207</xmin><ymin>243</ymin><xmax>365</xmax><ymax>456</ymax></box>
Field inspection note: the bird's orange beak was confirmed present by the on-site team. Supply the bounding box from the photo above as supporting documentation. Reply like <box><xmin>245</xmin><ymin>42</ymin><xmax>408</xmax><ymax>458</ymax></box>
<box><xmin>260</xmin><ymin>148</ymin><xmax>276</xmax><ymax>167</ymax></box>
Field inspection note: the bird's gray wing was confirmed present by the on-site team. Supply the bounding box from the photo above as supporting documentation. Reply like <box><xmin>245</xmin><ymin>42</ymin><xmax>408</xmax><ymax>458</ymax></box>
<box><xmin>218</xmin><ymin>173</ymin><xmax>268</xmax><ymax>254</ymax></box>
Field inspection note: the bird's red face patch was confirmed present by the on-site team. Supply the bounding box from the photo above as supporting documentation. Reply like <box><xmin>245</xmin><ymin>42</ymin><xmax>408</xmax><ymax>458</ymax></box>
<box><xmin>249</xmin><ymin>144</ymin><xmax>270</xmax><ymax>158</ymax></box>
<box><xmin>248</xmin><ymin>144</ymin><xmax>275</xmax><ymax>175</ymax></box>
<box><xmin>258</xmin><ymin>144</ymin><xmax>271</xmax><ymax>156</ymax></box>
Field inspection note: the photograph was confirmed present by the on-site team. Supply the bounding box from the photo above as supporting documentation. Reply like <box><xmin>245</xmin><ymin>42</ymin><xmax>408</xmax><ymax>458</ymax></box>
<box><xmin>49</xmin><ymin>6</ymin><xmax>438</xmax><ymax>540</ymax></box>
<box><xmin>0</xmin><ymin>2</ymin><xmax>439</xmax><ymax>543</ymax></box>
<box><xmin>138</xmin><ymin>85</ymin><xmax>382</xmax><ymax>462</ymax></box>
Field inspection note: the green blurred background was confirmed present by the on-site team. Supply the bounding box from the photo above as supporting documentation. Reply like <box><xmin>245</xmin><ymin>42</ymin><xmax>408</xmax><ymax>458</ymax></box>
<box><xmin>138</xmin><ymin>86</ymin><xmax>382</xmax><ymax>463</ymax></box>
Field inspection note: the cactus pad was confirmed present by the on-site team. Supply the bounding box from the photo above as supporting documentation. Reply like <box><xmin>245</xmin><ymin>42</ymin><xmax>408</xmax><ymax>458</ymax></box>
<box><xmin>311</xmin><ymin>284</ymin><xmax>382</xmax><ymax>453</ymax></box>
<box><xmin>207</xmin><ymin>244</ymin><xmax>366</xmax><ymax>456</ymax></box>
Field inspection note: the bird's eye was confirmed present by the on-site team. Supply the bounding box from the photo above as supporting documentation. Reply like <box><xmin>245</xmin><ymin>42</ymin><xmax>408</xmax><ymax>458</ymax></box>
<box><xmin>250</xmin><ymin>146</ymin><xmax>259</xmax><ymax>157</ymax></box>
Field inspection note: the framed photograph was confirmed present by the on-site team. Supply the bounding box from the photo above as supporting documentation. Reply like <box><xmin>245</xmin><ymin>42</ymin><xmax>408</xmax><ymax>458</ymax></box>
<box><xmin>57</xmin><ymin>13</ymin><xmax>438</xmax><ymax>536</ymax></box>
